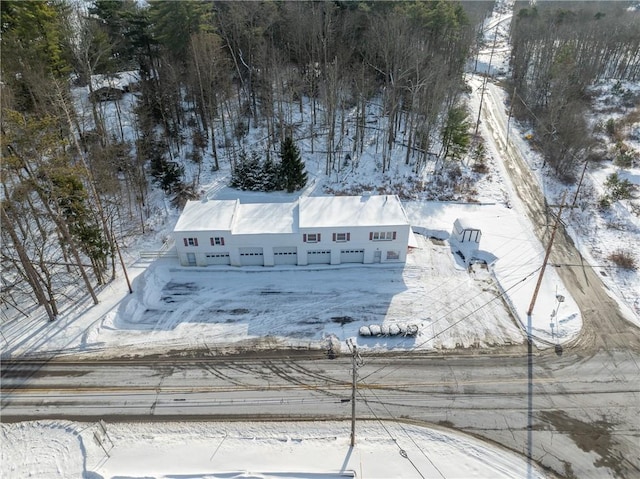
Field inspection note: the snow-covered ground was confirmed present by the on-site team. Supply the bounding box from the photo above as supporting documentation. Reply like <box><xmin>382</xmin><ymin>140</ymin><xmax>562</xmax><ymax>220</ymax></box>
<box><xmin>472</xmin><ymin>0</ymin><xmax>640</xmax><ymax>320</ymax></box>
<box><xmin>2</xmin><ymin>1</ymin><xmax>639</xmax><ymax>477</ymax></box>
<box><xmin>1</xmin><ymin>197</ymin><xmax>584</xmax><ymax>361</ymax></box>
<box><xmin>0</xmin><ymin>420</ymin><xmax>547</xmax><ymax>479</ymax></box>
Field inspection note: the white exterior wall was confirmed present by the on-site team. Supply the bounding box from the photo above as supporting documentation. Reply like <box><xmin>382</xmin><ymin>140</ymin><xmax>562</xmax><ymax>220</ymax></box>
<box><xmin>452</xmin><ymin>219</ymin><xmax>481</xmax><ymax>244</ymax></box>
<box><xmin>174</xmin><ymin>196</ymin><xmax>411</xmax><ymax>267</ymax></box>
<box><xmin>176</xmin><ymin>230</ymin><xmax>231</xmax><ymax>266</ymax></box>
<box><xmin>229</xmin><ymin>234</ymin><xmax>295</xmax><ymax>266</ymax></box>
<box><xmin>299</xmin><ymin>225</ymin><xmax>410</xmax><ymax>265</ymax></box>
<box><xmin>175</xmin><ymin>224</ymin><xmax>410</xmax><ymax>267</ymax></box>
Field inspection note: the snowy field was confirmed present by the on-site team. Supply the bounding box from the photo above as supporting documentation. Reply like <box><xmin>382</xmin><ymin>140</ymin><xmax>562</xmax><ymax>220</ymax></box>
<box><xmin>0</xmin><ymin>420</ymin><xmax>547</xmax><ymax>479</ymax></box>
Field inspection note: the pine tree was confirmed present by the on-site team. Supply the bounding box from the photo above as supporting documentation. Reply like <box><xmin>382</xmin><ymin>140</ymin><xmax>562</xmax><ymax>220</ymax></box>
<box><xmin>261</xmin><ymin>154</ymin><xmax>280</xmax><ymax>191</ymax></box>
<box><xmin>245</xmin><ymin>151</ymin><xmax>263</xmax><ymax>191</ymax></box>
<box><xmin>440</xmin><ymin>106</ymin><xmax>471</xmax><ymax>162</ymax></box>
<box><xmin>279</xmin><ymin>137</ymin><xmax>307</xmax><ymax>193</ymax></box>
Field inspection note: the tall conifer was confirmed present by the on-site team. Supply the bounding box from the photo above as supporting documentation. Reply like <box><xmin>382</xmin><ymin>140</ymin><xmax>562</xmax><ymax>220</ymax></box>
<box><xmin>279</xmin><ymin>137</ymin><xmax>307</xmax><ymax>193</ymax></box>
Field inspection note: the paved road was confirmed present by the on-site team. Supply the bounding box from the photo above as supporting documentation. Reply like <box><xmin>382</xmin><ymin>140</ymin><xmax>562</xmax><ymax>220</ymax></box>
<box><xmin>2</xmin><ymin>350</ymin><xmax>639</xmax><ymax>478</ymax></box>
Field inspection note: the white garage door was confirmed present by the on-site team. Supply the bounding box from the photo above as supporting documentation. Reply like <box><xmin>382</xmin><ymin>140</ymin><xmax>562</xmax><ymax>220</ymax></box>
<box><xmin>239</xmin><ymin>247</ymin><xmax>264</xmax><ymax>266</ymax></box>
<box><xmin>340</xmin><ymin>249</ymin><xmax>364</xmax><ymax>263</ymax></box>
<box><xmin>205</xmin><ymin>252</ymin><xmax>230</xmax><ymax>265</ymax></box>
<box><xmin>273</xmin><ymin>247</ymin><xmax>298</xmax><ymax>265</ymax></box>
<box><xmin>307</xmin><ymin>250</ymin><xmax>331</xmax><ymax>264</ymax></box>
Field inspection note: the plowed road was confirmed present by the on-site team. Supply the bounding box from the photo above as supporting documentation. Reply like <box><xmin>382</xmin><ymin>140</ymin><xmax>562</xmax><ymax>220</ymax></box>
<box><xmin>2</xmin><ymin>348</ymin><xmax>639</xmax><ymax>478</ymax></box>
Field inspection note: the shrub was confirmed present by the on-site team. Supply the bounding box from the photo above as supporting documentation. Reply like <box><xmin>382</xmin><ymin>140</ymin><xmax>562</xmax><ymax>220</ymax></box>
<box><xmin>608</xmin><ymin>250</ymin><xmax>637</xmax><ymax>271</ymax></box>
<box><xmin>614</xmin><ymin>151</ymin><xmax>633</xmax><ymax>168</ymax></box>
<box><xmin>604</xmin><ymin>172</ymin><xmax>633</xmax><ymax>201</ymax></box>
<box><xmin>605</xmin><ymin>118</ymin><xmax>616</xmax><ymax>138</ymax></box>
<box><xmin>598</xmin><ymin>195</ymin><xmax>611</xmax><ymax>210</ymax></box>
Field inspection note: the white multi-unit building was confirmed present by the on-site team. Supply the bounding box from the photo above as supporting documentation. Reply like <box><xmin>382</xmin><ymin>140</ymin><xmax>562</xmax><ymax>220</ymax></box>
<box><xmin>173</xmin><ymin>195</ymin><xmax>412</xmax><ymax>267</ymax></box>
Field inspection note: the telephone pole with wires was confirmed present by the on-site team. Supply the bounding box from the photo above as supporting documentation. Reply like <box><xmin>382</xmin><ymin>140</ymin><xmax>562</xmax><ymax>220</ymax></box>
<box><xmin>526</xmin><ymin>190</ymin><xmax>567</xmax><ymax>478</ymax></box>
<box><xmin>347</xmin><ymin>339</ymin><xmax>364</xmax><ymax>447</ymax></box>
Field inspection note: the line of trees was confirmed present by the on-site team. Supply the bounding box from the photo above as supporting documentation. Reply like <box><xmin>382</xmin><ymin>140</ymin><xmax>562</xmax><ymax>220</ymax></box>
<box><xmin>509</xmin><ymin>1</ymin><xmax>640</xmax><ymax>180</ymax></box>
<box><xmin>7</xmin><ymin>1</ymin><xmax>638</xmax><ymax>321</ymax></box>
<box><xmin>231</xmin><ymin>137</ymin><xmax>307</xmax><ymax>193</ymax></box>
<box><xmin>2</xmin><ymin>1</ymin><xmax>493</xmax><ymax>320</ymax></box>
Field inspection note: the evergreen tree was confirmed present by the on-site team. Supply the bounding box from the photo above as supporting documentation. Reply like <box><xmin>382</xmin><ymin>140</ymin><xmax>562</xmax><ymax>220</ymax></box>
<box><xmin>231</xmin><ymin>150</ymin><xmax>261</xmax><ymax>191</ymax></box>
<box><xmin>261</xmin><ymin>154</ymin><xmax>280</xmax><ymax>191</ymax></box>
<box><xmin>149</xmin><ymin>0</ymin><xmax>214</xmax><ymax>63</ymax></box>
<box><xmin>440</xmin><ymin>106</ymin><xmax>471</xmax><ymax>162</ymax></box>
<box><xmin>1</xmin><ymin>0</ymin><xmax>73</xmax><ymax>112</ymax></box>
<box><xmin>279</xmin><ymin>137</ymin><xmax>307</xmax><ymax>193</ymax></box>
<box><xmin>245</xmin><ymin>151</ymin><xmax>263</xmax><ymax>191</ymax></box>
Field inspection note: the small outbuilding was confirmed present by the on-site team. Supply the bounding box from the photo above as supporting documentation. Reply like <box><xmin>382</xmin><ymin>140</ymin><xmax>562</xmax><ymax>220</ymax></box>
<box><xmin>450</xmin><ymin>218</ymin><xmax>482</xmax><ymax>262</ymax></box>
<box><xmin>451</xmin><ymin>218</ymin><xmax>482</xmax><ymax>245</ymax></box>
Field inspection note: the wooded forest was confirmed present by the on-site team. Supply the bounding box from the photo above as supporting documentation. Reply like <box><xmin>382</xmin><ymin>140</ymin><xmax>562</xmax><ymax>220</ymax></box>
<box><xmin>1</xmin><ymin>0</ymin><xmax>639</xmax><ymax>320</ymax></box>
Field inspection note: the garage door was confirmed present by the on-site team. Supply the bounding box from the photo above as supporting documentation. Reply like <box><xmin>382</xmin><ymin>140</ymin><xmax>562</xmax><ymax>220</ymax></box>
<box><xmin>239</xmin><ymin>247</ymin><xmax>264</xmax><ymax>266</ymax></box>
<box><xmin>273</xmin><ymin>247</ymin><xmax>298</xmax><ymax>265</ymax></box>
<box><xmin>205</xmin><ymin>252</ymin><xmax>230</xmax><ymax>265</ymax></box>
<box><xmin>307</xmin><ymin>250</ymin><xmax>331</xmax><ymax>264</ymax></box>
<box><xmin>340</xmin><ymin>249</ymin><xmax>364</xmax><ymax>263</ymax></box>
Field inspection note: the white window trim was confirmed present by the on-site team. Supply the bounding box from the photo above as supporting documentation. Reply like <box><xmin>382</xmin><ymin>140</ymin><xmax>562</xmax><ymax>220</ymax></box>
<box><xmin>372</xmin><ymin>231</ymin><xmax>394</xmax><ymax>241</ymax></box>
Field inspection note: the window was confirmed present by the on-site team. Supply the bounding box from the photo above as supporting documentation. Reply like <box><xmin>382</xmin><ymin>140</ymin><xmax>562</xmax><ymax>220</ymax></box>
<box><xmin>386</xmin><ymin>250</ymin><xmax>400</xmax><ymax>260</ymax></box>
<box><xmin>304</xmin><ymin>233</ymin><xmax>321</xmax><ymax>243</ymax></box>
<box><xmin>333</xmin><ymin>232</ymin><xmax>350</xmax><ymax>242</ymax></box>
<box><xmin>184</xmin><ymin>237</ymin><xmax>198</xmax><ymax>246</ymax></box>
<box><xmin>210</xmin><ymin>237</ymin><xmax>225</xmax><ymax>246</ymax></box>
<box><xmin>370</xmin><ymin>231</ymin><xmax>396</xmax><ymax>241</ymax></box>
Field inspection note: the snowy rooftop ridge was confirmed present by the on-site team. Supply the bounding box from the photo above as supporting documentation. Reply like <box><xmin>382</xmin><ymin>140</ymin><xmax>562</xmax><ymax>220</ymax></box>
<box><xmin>174</xmin><ymin>198</ymin><xmax>238</xmax><ymax>232</ymax></box>
<box><xmin>299</xmin><ymin>195</ymin><xmax>409</xmax><ymax>229</ymax></box>
<box><xmin>174</xmin><ymin>195</ymin><xmax>410</xmax><ymax>234</ymax></box>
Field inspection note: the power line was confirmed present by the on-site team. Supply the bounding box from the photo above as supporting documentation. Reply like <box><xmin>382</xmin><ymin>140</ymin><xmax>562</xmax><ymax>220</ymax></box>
<box><xmin>360</xmin><ymin>266</ymin><xmax>542</xmax><ymax>383</ymax></box>
<box><xmin>356</xmin><ymin>387</ymin><xmax>430</xmax><ymax>479</ymax></box>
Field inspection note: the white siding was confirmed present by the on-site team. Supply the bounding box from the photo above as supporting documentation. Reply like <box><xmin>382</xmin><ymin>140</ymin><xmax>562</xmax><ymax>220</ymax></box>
<box><xmin>174</xmin><ymin>196</ymin><xmax>412</xmax><ymax>267</ymax></box>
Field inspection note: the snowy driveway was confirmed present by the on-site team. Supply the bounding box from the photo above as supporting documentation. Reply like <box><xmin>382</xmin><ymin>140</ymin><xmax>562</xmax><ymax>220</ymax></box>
<box><xmin>85</xmin><ymin>234</ymin><xmax>524</xmax><ymax>357</ymax></box>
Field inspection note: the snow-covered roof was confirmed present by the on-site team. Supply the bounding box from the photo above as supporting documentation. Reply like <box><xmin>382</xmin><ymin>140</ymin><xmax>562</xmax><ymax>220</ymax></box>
<box><xmin>454</xmin><ymin>217</ymin><xmax>481</xmax><ymax>231</ymax></box>
<box><xmin>174</xmin><ymin>199</ymin><xmax>238</xmax><ymax>232</ymax></box>
<box><xmin>299</xmin><ymin>195</ymin><xmax>409</xmax><ymax>229</ymax></box>
<box><xmin>174</xmin><ymin>195</ymin><xmax>409</xmax><ymax>235</ymax></box>
<box><xmin>90</xmin><ymin>71</ymin><xmax>140</xmax><ymax>91</ymax></box>
<box><xmin>234</xmin><ymin>202</ymin><xmax>298</xmax><ymax>234</ymax></box>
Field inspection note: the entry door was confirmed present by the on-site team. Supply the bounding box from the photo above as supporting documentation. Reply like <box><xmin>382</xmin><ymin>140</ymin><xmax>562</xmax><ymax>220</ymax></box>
<box><xmin>374</xmin><ymin>250</ymin><xmax>381</xmax><ymax>263</ymax></box>
<box><xmin>186</xmin><ymin>253</ymin><xmax>196</xmax><ymax>266</ymax></box>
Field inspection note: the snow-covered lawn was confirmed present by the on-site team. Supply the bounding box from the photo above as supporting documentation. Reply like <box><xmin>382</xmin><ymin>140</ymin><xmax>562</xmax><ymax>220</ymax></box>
<box><xmin>0</xmin><ymin>420</ymin><xmax>547</xmax><ymax>479</ymax></box>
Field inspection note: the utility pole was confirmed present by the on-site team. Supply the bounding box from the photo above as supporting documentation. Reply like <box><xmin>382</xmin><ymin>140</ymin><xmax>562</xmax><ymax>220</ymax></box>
<box><xmin>525</xmin><ymin>190</ymin><xmax>567</xmax><ymax>479</ymax></box>
<box><xmin>347</xmin><ymin>339</ymin><xmax>364</xmax><ymax>447</ymax></box>
<box><xmin>350</xmin><ymin>339</ymin><xmax>357</xmax><ymax>447</ymax></box>
<box><xmin>474</xmin><ymin>29</ymin><xmax>499</xmax><ymax>137</ymax></box>
<box><xmin>113</xmin><ymin>234</ymin><xmax>133</xmax><ymax>294</ymax></box>
<box><xmin>572</xmin><ymin>160</ymin><xmax>589</xmax><ymax>208</ymax></box>
<box><xmin>527</xmin><ymin>190</ymin><xmax>567</xmax><ymax>317</ymax></box>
